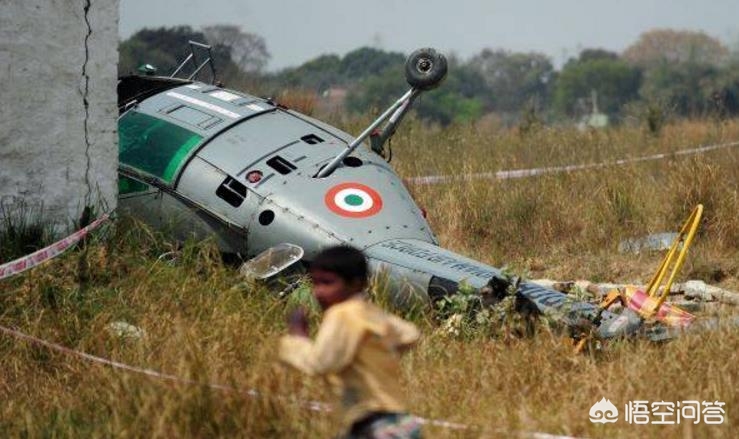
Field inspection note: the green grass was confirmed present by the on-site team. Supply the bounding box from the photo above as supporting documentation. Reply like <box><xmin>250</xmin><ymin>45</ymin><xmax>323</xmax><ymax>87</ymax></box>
<box><xmin>0</xmin><ymin>200</ymin><xmax>51</xmax><ymax>264</ymax></box>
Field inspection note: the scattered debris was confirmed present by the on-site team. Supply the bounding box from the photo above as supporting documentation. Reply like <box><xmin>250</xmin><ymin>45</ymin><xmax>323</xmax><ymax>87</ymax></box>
<box><xmin>531</xmin><ymin>279</ymin><xmax>626</xmax><ymax>299</ymax></box>
<box><xmin>678</xmin><ymin>280</ymin><xmax>739</xmax><ymax>306</ymax></box>
<box><xmin>618</xmin><ymin>232</ymin><xmax>679</xmax><ymax>253</ymax></box>
<box><xmin>239</xmin><ymin>243</ymin><xmax>304</xmax><ymax>281</ymax></box>
<box><xmin>531</xmin><ymin>278</ymin><xmax>739</xmax><ymax>308</ymax></box>
<box><xmin>669</xmin><ymin>300</ymin><xmax>705</xmax><ymax>313</ymax></box>
<box><xmin>156</xmin><ymin>251</ymin><xmax>180</xmax><ymax>266</ymax></box>
<box><xmin>440</xmin><ymin>314</ymin><xmax>465</xmax><ymax>337</ymax></box>
<box><xmin>106</xmin><ymin>321</ymin><xmax>146</xmax><ymax>340</ymax></box>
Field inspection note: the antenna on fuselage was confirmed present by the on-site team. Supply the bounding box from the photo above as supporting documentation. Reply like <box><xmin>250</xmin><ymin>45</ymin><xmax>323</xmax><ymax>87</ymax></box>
<box><xmin>170</xmin><ymin>40</ymin><xmax>218</xmax><ymax>85</ymax></box>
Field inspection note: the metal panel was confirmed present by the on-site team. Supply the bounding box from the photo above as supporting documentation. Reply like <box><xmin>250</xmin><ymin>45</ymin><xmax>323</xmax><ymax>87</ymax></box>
<box><xmin>166</xmin><ymin>105</ymin><xmax>215</xmax><ymax>127</ymax></box>
<box><xmin>244</xmin><ymin>197</ymin><xmax>343</xmax><ymax>260</ymax></box>
<box><xmin>117</xmin><ymin>188</ymin><xmax>162</xmax><ymax>229</ymax></box>
<box><xmin>132</xmin><ymin>82</ymin><xmax>274</xmax><ymax>139</ymax></box>
<box><xmin>196</xmin><ymin>111</ymin><xmax>345</xmax><ymax>178</ymax></box>
<box><xmin>176</xmin><ymin>157</ymin><xmax>253</xmax><ymax>225</ymax></box>
<box><xmin>364</xmin><ymin>239</ymin><xmax>499</xmax><ymax>289</ymax></box>
<box><xmin>254</xmin><ymin>164</ymin><xmax>435</xmax><ymax>251</ymax></box>
<box><xmin>158</xmin><ymin>192</ymin><xmax>247</xmax><ymax>254</ymax></box>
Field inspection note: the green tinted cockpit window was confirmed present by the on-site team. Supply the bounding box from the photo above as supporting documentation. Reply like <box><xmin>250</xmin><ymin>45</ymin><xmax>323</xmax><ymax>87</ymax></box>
<box><xmin>119</xmin><ymin>111</ymin><xmax>203</xmax><ymax>184</ymax></box>
<box><xmin>119</xmin><ymin>175</ymin><xmax>149</xmax><ymax>195</ymax></box>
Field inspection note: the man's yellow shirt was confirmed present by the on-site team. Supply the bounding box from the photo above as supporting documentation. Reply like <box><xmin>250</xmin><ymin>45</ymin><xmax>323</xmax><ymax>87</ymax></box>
<box><xmin>279</xmin><ymin>296</ymin><xmax>420</xmax><ymax>426</ymax></box>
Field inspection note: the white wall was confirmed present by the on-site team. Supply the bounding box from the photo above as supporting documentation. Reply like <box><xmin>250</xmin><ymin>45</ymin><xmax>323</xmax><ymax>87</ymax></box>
<box><xmin>0</xmin><ymin>0</ymin><xmax>119</xmax><ymax>232</ymax></box>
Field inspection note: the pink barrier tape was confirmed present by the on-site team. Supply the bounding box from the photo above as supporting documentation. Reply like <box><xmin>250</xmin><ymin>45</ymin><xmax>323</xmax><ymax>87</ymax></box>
<box><xmin>0</xmin><ymin>214</ymin><xmax>110</xmax><ymax>281</ymax></box>
<box><xmin>0</xmin><ymin>324</ymin><xmax>585</xmax><ymax>437</ymax></box>
<box><xmin>0</xmin><ymin>324</ymin><xmax>235</xmax><ymax>390</ymax></box>
<box><xmin>407</xmin><ymin>140</ymin><xmax>739</xmax><ymax>185</ymax></box>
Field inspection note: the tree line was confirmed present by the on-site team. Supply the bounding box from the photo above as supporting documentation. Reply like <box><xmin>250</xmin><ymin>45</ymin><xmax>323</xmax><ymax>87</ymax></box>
<box><xmin>120</xmin><ymin>26</ymin><xmax>739</xmax><ymax>127</ymax></box>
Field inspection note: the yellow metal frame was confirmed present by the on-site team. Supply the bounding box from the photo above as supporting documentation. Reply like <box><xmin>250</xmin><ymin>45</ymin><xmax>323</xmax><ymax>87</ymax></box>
<box><xmin>571</xmin><ymin>205</ymin><xmax>703</xmax><ymax>352</ymax></box>
<box><xmin>643</xmin><ymin>204</ymin><xmax>703</xmax><ymax>316</ymax></box>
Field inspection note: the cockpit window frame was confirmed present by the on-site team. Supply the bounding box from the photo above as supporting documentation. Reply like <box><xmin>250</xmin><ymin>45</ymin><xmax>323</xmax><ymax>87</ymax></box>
<box><xmin>118</xmin><ymin>110</ymin><xmax>203</xmax><ymax>185</ymax></box>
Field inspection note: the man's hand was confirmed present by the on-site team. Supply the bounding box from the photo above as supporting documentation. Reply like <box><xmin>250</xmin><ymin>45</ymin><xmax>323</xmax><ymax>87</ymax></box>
<box><xmin>288</xmin><ymin>307</ymin><xmax>310</xmax><ymax>337</ymax></box>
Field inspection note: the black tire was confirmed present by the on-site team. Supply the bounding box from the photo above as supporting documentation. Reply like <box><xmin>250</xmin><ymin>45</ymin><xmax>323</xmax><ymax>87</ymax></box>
<box><xmin>404</xmin><ymin>48</ymin><xmax>448</xmax><ymax>90</ymax></box>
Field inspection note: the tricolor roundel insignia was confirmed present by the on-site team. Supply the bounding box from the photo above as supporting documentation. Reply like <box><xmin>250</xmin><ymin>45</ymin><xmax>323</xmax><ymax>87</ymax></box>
<box><xmin>325</xmin><ymin>182</ymin><xmax>383</xmax><ymax>218</ymax></box>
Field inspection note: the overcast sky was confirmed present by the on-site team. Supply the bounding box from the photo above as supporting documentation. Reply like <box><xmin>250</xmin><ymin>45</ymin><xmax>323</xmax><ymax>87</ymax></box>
<box><xmin>120</xmin><ymin>0</ymin><xmax>739</xmax><ymax>70</ymax></box>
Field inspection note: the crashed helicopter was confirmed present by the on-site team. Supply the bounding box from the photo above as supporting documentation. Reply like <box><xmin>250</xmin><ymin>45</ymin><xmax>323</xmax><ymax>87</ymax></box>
<box><xmin>117</xmin><ymin>43</ymin><xmax>730</xmax><ymax>346</ymax></box>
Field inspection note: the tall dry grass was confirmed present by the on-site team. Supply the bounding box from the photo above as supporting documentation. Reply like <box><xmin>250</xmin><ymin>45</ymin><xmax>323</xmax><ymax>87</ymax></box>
<box><xmin>386</xmin><ymin>118</ymin><xmax>739</xmax><ymax>288</ymax></box>
<box><xmin>1</xmin><ymin>119</ymin><xmax>738</xmax><ymax>438</ymax></box>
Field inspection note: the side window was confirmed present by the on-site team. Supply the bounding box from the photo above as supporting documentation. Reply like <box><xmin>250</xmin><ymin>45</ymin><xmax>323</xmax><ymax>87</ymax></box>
<box><xmin>216</xmin><ymin>176</ymin><xmax>247</xmax><ymax>207</ymax></box>
<box><xmin>301</xmin><ymin>134</ymin><xmax>324</xmax><ymax>144</ymax></box>
<box><xmin>119</xmin><ymin>111</ymin><xmax>203</xmax><ymax>184</ymax></box>
<box><xmin>266</xmin><ymin>155</ymin><xmax>297</xmax><ymax>175</ymax></box>
<box><xmin>118</xmin><ymin>175</ymin><xmax>150</xmax><ymax>195</ymax></box>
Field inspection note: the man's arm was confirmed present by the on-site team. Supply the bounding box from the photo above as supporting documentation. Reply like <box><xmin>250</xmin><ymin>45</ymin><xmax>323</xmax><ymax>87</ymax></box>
<box><xmin>279</xmin><ymin>307</ymin><xmax>363</xmax><ymax>376</ymax></box>
<box><xmin>387</xmin><ymin>314</ymin><xmax>420</xmax><ymax>353</ymax></box>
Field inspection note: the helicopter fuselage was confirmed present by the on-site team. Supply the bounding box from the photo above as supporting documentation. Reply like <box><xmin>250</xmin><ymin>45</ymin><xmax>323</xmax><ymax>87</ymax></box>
<box><xmin>117</xmin><ymin>75</ymin><xmax>630</xmax><ymax>338</ymax></box>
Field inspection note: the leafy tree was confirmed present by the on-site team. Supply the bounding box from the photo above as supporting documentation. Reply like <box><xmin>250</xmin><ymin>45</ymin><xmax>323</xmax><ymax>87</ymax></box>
<box><xmin>338</xmin><ymin>47</ymin><xmax>405</xmax><ymax>81</ymax></box>
<box><xmin>117</xmin><ymin>26</ymin><xmax>738</xmax><ymax>124</ymax></box>
<box><xmin>344</xmin><ymin>65</ymin><xmax>405</xmax><ymax>114</ymax></box>
<box><xmin>624</xmin><ymin>29</ymin><xmax>734</xmax><ymax>118</ymax></box>
<box><xmin>712</xmin><ymin>61</ymin><xmax>739</xmax><ymax>116</ymax></box>
<box><xmin>119</xmin><ymin>26</ymin><xmax>240</xmax><ymax>80</ymax></box>
<box><xmin>281</xmin><ymin>47</ymin><xmax>485</xmax><ymax>125</ymax></box>
<box><xmin>275</xmin><ymin>54</ymin><xmax>343</xmax><ymax>91</ymax></box>
<box><xmin>469</xmin><ymin>49</ymin><xmax>554</xmax><ymax>114</ymax></box>
<box><xmin>276</xmin><ymin>47</ymin><xmax>404</xmax><ymax>93</ymax></box>
<box><xmin>578</xmin><ymin>48</ymin><xmax>619</xmax><ymax>62</ymax></box>
<box><xmin>414</xmin><ymin>58</ymin><xmax>487</xmax><ymax>125</ymax></box>
<box><xmin>415</xmin><ymin>88</ymin><xmax>484</xmax><ymax>125</ymax></box>
<box><xmin>623</xmin><ymin>29</ymin><xmax>729</xmax><ymax>68</ymax></box>
<box><xmin>202</xmin><ymin>25</ymin><xmax>270</xmax><ymax>72</ymax></box>
<box><xmin>553</xmin><ymin>50</ymin><xmax>641</xmax><ymax>118</ymax></box>
<box><xmin>345</xmin><ymin>58</ymin><xmax>485</xmax><ymax>125</ymax></box>
<box><xmin>639</xmin><ymin>62</ymin><xmax>720</xmax><ymax>117</ymax></box>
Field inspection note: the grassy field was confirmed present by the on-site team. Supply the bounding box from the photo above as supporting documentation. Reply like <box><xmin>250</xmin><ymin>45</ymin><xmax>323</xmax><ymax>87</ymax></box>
<box><xmin>1</xmin><ymin>119</ymin><xmax>739</xmax><ymax>438</ymax></box>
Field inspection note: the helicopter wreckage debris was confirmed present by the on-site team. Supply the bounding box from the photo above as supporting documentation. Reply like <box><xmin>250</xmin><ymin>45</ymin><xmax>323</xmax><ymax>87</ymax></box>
<box><xmin>531</xmin><ymin>278</ymin><xmax>739</xmax><ymax>307</ymax></box>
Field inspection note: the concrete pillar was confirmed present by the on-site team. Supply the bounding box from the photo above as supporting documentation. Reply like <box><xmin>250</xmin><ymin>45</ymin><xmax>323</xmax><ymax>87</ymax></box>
<box><xmin>0</xmin><ymin>0</ymin><xmax>119</xmax><ymax>233</ymax></box>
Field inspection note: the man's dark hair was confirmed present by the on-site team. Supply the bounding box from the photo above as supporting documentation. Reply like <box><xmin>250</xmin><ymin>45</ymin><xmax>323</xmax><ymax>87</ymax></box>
<box><xmin>310</xmin><ymin>245</ymin><xmax>368</xmax><ymax>284</ymax></box>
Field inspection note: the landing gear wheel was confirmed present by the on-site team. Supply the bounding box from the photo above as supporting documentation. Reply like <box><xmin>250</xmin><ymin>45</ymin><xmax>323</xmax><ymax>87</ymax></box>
<box><xmin>404</xmin><ymin>48</ymin><xmax>448</xmax><ymax>90</ymax></box>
